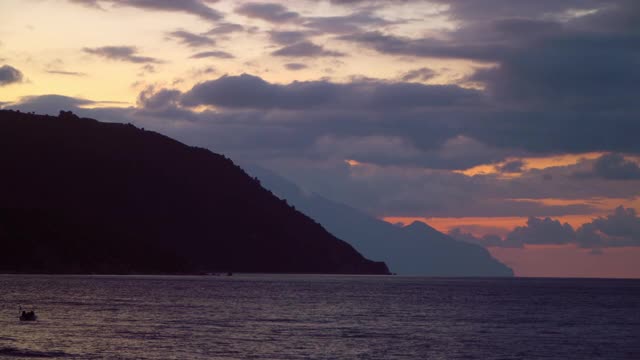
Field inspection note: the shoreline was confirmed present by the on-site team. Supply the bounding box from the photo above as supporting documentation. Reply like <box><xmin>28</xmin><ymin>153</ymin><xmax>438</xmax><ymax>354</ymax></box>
<box><xmin>1</xmin><ymin>273</ymin><xmax>638</xmax><ymax>280</ymax></box>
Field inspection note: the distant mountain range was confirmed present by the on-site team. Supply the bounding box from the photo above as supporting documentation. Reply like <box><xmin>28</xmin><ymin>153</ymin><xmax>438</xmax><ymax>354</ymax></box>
<box><xmin>0</xmin><ymin>110</ymin><xmax>389</xmax><ymax>275</ymax></box>
<box><xmin>246</xmin><ymin>166</ymin><xmax>514</xmax><ymax>277</ymax></box>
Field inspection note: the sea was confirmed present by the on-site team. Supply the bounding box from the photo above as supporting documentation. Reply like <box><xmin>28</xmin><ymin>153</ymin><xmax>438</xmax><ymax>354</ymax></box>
<box><xmin>0</xmin><ymin>275</ymin><xmax>638</xmax><ymax>360</ymax></box>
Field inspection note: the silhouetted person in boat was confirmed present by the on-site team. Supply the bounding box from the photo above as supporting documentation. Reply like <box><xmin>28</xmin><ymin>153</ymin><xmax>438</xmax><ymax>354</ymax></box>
<box><xmin>20</xmin><ymin>310</ymin><xmax>37</xmax><ymax>321</ymax></box>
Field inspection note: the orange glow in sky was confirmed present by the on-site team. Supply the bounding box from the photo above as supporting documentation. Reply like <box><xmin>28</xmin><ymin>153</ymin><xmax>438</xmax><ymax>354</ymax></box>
<box><xmin>384</xmin><ymin>215</ymin><xmax>598</xmax><ymax>236</ymax></box>
<box><xmin>457</xmin><ymin>153</ymin><xmax>604</xmax><ymax>176</ymax></box>
<box><xmin>489</xmin><ymin>246</ymin><xmax>640</xmax><ymax>278</ymax></box>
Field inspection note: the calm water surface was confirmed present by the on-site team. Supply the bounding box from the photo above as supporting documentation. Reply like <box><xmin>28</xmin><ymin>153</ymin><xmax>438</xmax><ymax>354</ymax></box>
<box><xmin>0</xmin><ymin>275</ymin><xmax>638</xmax><ymax>359</ymax></box>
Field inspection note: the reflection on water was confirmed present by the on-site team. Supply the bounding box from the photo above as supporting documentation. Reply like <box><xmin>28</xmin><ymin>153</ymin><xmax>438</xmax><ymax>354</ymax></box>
<box><xmin>0</xmin><ymin>274</ymin><xmax>639</xmax><ymax>359</ymax></box>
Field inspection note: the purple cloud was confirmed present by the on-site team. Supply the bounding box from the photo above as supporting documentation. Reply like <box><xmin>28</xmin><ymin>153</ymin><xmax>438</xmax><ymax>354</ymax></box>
<box><xmin>235</xmin><ymin>3</ymin><xmax>299</xmax><ymax>23</ymax></box>
<box><xmin>0</xmin><ymin>65</ymin><xmax>24</xmax><ymax>86</ymax></box>
<box><xmin>83</xmin><ymin>46</ymin><xmax>162</xmax><ymax>63</ymax></box>
<box><xmin>272</xmin><ymin>42</ymin><xmax>345</xmax><ymax>57</ymax></box>
<box><xmin>190</xmin><ymin>50</ymin><xmax>235</xmax><ymax>59</ymax></box>
<box><xmin>167</xmin><ymin>30</ymin><xmax>215</xmax><ymax>48</ymax></box>
<box><xmin>68</xmin><ymin>0</ymin><xmax>223</xmax><ymax>20</ymax></box>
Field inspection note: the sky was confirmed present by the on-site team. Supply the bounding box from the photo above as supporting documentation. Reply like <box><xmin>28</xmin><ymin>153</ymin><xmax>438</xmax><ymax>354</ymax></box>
<box><xmin>1</xmin><ymin>0</ymin><xmax>640</xmax><ymax>278</ymax></box>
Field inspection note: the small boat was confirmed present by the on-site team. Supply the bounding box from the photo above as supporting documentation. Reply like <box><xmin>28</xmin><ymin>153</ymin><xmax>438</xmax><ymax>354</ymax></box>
<box><xmin>19</xmin><ymin>310</ymin><xmax>37</xmax><ymax>321</ymax></box>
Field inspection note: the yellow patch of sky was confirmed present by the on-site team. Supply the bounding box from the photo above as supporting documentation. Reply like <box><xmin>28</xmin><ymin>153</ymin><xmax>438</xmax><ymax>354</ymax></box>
<box><xmin>345</xmin><ymin>159</ymin><xmax>362</xmax><ymax>167</ymax></box>
<box><xmin>1</xmin><ymin>0</ymin><xmax>472</xmax><ymax>107</ymax></box>
<box><xmin>384</xmin><ymin>197</ymin><xmax>640</xmax><ymax>238</ymax></box>
<box><xmin>1</xmin><ymin>0</ymin><xmax>208</xmax><ymax>103</ymax></box>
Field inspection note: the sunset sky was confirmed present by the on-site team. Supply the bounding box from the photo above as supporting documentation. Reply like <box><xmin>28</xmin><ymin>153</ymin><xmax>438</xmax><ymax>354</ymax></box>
<box><xmin>2</xmin><ymin>0</ymin><xmax>639</xmax><ymax>277</ymax></box>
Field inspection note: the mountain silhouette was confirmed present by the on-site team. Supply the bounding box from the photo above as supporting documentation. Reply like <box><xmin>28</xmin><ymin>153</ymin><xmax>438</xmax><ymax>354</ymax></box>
<box><xmin>245</xmin><ymin>166</ymin><xmax>513</xmax><ymax>276</ymax></box>
<box><xmin>0</xmin><ymin>110</ymin><xmax>389</xmax><ymax>275</ymax></box>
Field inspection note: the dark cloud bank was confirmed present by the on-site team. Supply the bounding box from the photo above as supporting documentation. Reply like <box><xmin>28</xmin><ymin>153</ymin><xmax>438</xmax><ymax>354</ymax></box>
<box><xmin>180</xmin><ymin>74</ymin><xmax>479</xmax><ymax>110</ymax></box>
<box><xmin>339</xmin><ymin>0</ymin><xmax>640</xmax><ymax>155</ymax></box>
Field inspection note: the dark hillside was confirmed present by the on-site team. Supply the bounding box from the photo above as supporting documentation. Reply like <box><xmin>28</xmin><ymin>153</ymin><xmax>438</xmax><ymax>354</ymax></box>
<box><xmin>0</xmin><ymin>110</ymin><xmax>389</xmax><ymax>274</ymax></box>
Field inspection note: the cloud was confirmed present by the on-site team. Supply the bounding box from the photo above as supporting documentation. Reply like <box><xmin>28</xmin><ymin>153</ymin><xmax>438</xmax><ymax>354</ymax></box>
<box><xmin>68</xmin><ymin>0</ymin><xmax>102</xmax><ymax>8</ymax></box>
<box><xmin>431</xmin><ymin>0</ymin><xmax>605</xmax><ymax>23</ymax></box>
<box><xmin>68</xmin><ymin>0</ymin><xmax>223</xmax><ymax>21</ymax></box>
<box><xmin>137</xmin><ymin>87</ymin><xmax>182</xmax><ymax>110</ymax></box>
<box><xmin>313</xmin><ymin>135</ymin><xmax>511</xmax><ymax>171</ymax></box>
<box><xmin>449</xmin><ymin>228</ymin><xmax>519</xmax><ymax>248</ymax></box>
<box><xmin>328</xmin><ymin>0</ymin><xmax>378</xmax><ymax>4</ymax></box>
<box><xmin>468</xmin><ymin>35</ymin><xmax>640</xmax><ymax>110</ymax></box>
<box><xmin>139</xmin><ymin>64</ymin><xmax>156</xmax><ymax>74</ymax></box>
<box><xmin>44</xmin><ymin>59</ymin><xmax>87</xmax><ymax>77</ymax></box>
<box><xmin>235</xmin><ymin>2</ymin><xmax>300</xmax><ymax>23</ymax></box>
<box><xmin>180</xmin><ymin>73</ymin><xmax>481</xmax><ymax>110</ymax></box>
<box><xmin>574</xmin><ymin>153</ymin><xmax>640</xmax><ymax>180</ymax></box>
<box><xmin>284</xmin><ymin>63</ymin><xmax>307</xmax><ymax>71</ymax></box>
<box><xmin>401</xmin><ymin>67</ymin><xmax>437</xmax><ymax>82</ymax></box>
<box><xmin>327</xmin><ymin>0</ymin><xmax>413</xmax><ymax>6</ymax></box>
<box><xmin>206</xmin><ymin>23</ymin><xmax>244</xmax><ymax>35</ymax></box>
<box><xmin>0</xmin><ymin>65</ymin><xmax>24</xmax><ymax>86</ymax></box>
<box><xmin>593</xmin><ymin>154</ymin><xmax>640</xmax><ymax>180</ymax></box>
<box><xmin>133</xmin><ymin>85</ymin><xmax>205</xmax><ymax>121</ymax></box>
<box><xmin>45</xmin><ymin>70</ymin><xmax>87</xmax><ymax>76</ymax></box>
<box><xmin>5</xmin><ymin>95</ymin><xmax>97</xmax><ymax>114</ymax></box>
<box><xmin>236</xmin><ymin>4</ymin><xmax>399</xmax><ymax>40</ymax></box>
<box><xmin>5</xmin><ymin>93</ymin><xmax>198</xmax><ymax>125</ymax></box>
<box><xmin>497</xmin><ymin>160</ymin><xmax>525</xmax><ymax>173</ymax></box>
<box><xmin>506</xmin><ymin>217</ymin><xmax>576</xmax><ymax>246</ymax></box>
<box><xmin>452</xmin><ymin>206</ymin><xmax>640</xmax><ymax>249</ymax></box>
<box><xmin>303</xmin><ymin>11</ymin><xmax>394</xmax><ymax>34</ymax></box>
<box><xmin>167</xmin><ymin>30</ymin><xmax>215</xmax><ymax>48</ymax></box>
<box><xmin>269</xmin><ymin>31</ymin><xmax>309</xmax><ymax>45</ymax></box>
<box><xmin>190</xmin><ymin>50</ymin><xmax>235</xmax><ymax>59</ymax></box>
<box><xmin>272</xmin><ymin>41</ymin><xmax>345</xmax><ymax>57</ymax></box>
<box><xmin>340</xmin><ymin>31</ymin><xmax>500</xmax><ymax>61</ymax></box>
<box><xmin>83</xmin><ymin>46</ymin><xmax>162</xmax><ymax>63</ymax></box>
<box><xmin>547</xmin><ymin>206</ymin><xmax>640</xmax><ymax>249</ymax></box>
<box><xmin>463</xmin><ymin>110</ymin><xmax>640</xmax><ymax>155</ymax></box>
<box><xmin>328</xmin><ymin>0</ymin><xmax>372</xmax><ymax>4</ymax></box>
<box><xmin>585</xmin><ymin>206</ymin><xmax>640</xmax><ymax>247</ymax></box>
